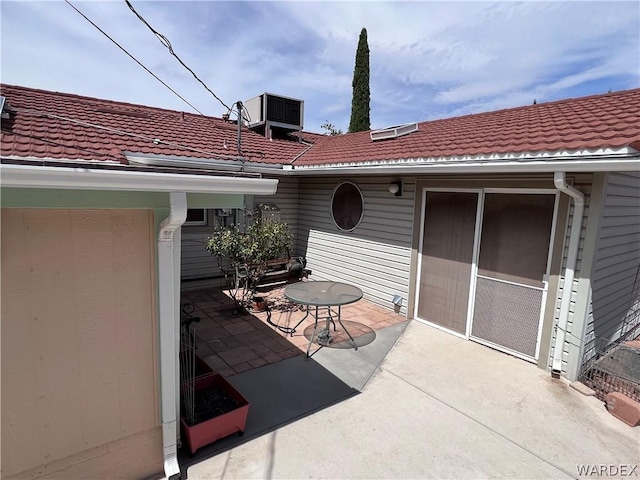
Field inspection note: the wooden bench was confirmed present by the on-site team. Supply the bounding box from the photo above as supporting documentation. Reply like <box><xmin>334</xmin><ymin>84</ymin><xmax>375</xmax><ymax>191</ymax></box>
<box><xmin>235</xmin><ymin>256</ymin><xmax>311</xmax><ymax>290</ymax></box>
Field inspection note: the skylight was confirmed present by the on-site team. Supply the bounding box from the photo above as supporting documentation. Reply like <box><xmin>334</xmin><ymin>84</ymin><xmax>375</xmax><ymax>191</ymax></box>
<box><xmin>370</xmin><ymin>122</ymin><xmax>418</xmax><ymax>141</ymax></box>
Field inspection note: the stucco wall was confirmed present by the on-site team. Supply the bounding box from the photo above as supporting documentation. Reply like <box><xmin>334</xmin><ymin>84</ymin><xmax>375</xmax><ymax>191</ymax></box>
<box><xmin>1</xmin><ymin>208</ymin><xmax>162</xmax><ymax>479</ymax></box>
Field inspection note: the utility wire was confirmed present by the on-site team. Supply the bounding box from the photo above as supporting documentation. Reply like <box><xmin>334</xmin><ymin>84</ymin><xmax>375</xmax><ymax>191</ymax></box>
<box><xmin>65</xmin><ymin>0</ymin><xmax>205</xmax><ymax>116</ymax></box>
<box><xmin>125</xmin><ymin>0</ymin><xmax>233</xmax><ymax>114</ymax></box>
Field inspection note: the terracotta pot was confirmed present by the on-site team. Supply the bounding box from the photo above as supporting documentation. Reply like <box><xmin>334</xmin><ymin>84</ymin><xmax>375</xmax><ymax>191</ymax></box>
<box><xmin>252</xmin><ymin>296</ymin><xmax>266</xmax><ymax>312</ymax></box>
<box><xmin>181</xmin><ymin>374</ymin><xmax>250</xmax><ymax>456</ymax></box>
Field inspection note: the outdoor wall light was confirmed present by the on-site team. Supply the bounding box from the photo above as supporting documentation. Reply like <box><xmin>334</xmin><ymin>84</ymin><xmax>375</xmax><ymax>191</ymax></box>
<box><xmin>388</xmin><ymin>180</ymin><xmax>402</xmax><ymax>196</ymax></box>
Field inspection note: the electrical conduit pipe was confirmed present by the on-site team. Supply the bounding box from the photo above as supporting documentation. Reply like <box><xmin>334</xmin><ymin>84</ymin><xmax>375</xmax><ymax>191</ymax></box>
<box><xmin>158</xmin><ymin>192</ymin><xmax>187</xmax><ymax>479</ymax></box>
<box><xmin>551</xmin><ymin>172</ymin><xmax>585</xmax><ymax>378</ymax></box>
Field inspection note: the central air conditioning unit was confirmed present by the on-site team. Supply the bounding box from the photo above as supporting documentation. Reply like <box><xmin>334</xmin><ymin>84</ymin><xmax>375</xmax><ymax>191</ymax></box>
<box><xmin>243</xmin><ymin>93</ymin><xmax>304</xmax><ymax>139</ymax></box>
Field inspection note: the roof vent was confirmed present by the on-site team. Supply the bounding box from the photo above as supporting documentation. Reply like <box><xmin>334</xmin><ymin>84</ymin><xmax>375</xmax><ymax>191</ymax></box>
<box><xmin>370</xmin><ymin>122</ymin><xmax>418</xmax><ymax>142</ymax></box>
<box><xmin>1</xmin><ymin>96</ymin><xmax>11</xmax><ymax>119</ymax></box>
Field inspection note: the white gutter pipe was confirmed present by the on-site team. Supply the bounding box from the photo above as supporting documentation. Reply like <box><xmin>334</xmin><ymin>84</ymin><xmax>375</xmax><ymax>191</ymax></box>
<box><xmin>0</xmin><ymin>164</ymin><xmax>278</xmax><ymax>195</ymax></box>
<box><xmin>551</xmin><ymin>172</ymin><xmax>585</xmax><ymax>378</ymax></box>
<box><xmin>158</xmin><ymin>192</ymin><xmax>187</xmax><ymax>479</ymax></box>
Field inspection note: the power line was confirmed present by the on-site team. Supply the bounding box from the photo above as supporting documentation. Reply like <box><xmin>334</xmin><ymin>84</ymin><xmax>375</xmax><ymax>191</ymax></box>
<box><xmin>125</xmin><ymin>0</ymin><xmax>233</xmax><ymax>114</ymax></box>
<box><xmin>65</xmin><ymin>0</ymin><xmax>206</xmax><ymax>116</ymax></box>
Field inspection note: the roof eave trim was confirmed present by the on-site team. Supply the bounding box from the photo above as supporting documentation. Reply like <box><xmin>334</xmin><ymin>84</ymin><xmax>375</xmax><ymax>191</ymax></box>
<box><xmin>0</xmin><ymin>164</ymin><xmax>278</xmax><ymax>195</ymax></box>
<box><xmin>291</xmin><ymin>147</ymin><xmax>640</xmax><ymax>175</ymax></box>
<box><xmin>290</xmin><ymin>158</ymin><xmax>640</xmax><ymax>175</ymax></box>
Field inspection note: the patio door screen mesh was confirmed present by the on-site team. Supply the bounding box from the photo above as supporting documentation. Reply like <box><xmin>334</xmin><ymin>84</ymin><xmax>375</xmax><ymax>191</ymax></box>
<box><xmin>417</xmin><ymin>191</ymin><xmax>478</xmax><ymax>334</ymax></box>
<box><xmin>470</xmin><ymin>193</ymin><xmax>555</xmax><ymax>360</ymax></box>
<box><xmin>471</xmin><ymin>277</ymin><xmax>544</xmax><ymax>358</ymax></box>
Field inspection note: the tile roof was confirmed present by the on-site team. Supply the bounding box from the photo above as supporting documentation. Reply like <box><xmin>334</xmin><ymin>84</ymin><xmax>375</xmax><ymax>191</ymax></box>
<box><xmin>296</xmin><ymin>88</ymin><xmax>640</xmax><ymax>166</ymax></box>
<box><xmin>0</xmin><ymin>84</ymin><xmax>311</xmax><ymax>165</ymax></box>
<box><xmin>2</xmin><ymin>84</ymin><xmax>639</xmax><ymax>170</ymax></box>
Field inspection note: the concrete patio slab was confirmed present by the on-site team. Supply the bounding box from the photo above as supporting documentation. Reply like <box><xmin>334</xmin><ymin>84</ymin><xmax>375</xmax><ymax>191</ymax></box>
<box><xmin>187</xmin><ymin>321</ymin><xmax>639</xmax><ymax>480</ymax></box>
<box><xmin>178</xmin><ymin>319</ymin><xmax>410</xmax><ymax>467</ymax></box>
<box><xmin>311</xmin><ymin>320</ymin><xmax>410</xmax><ymax>390</ymax></box>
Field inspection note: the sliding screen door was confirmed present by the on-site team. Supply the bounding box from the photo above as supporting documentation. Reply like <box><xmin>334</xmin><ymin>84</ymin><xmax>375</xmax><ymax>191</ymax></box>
<box><xmin>471</xmin><ymin>193</ymin><xmax>555</xmax><ymax>359</ymax></box>
<box><xmin>417</xmin><ymin>192</ymin><xmax>478</xmax><ymax>334</ymax></box>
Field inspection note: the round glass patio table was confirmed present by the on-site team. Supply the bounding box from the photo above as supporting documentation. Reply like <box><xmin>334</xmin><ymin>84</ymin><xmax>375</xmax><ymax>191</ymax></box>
<box><xmin>284</xmin><ymin>281</ymin><xmax>363</xmax><ymax>307</ymax></box>
<box><xmin>284</xmin><ymin>281</ymin><xmax>363</xmax><ymax>357</ymax></box>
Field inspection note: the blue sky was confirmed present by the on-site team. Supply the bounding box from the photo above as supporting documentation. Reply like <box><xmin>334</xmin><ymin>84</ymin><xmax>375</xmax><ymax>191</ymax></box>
<box><xmin>2</xmin><ymin>1</ymin><xmax>639</xmax><ymax>133</ymax></box>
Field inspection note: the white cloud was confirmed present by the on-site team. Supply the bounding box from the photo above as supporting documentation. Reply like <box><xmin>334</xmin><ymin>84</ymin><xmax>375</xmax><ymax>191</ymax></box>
<box><xmin>1</xmin><ymin>1</ymin><xmax>638</xmax><ymax>133</ymax></box>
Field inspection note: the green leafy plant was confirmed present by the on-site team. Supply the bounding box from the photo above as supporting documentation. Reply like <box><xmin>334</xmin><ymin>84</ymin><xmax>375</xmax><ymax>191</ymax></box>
<box><xmin>321</xmin><ymin>121</ymin><xmax>344</xmax><ymax>136</ymax></box>
<box><xmin>205</xmin><ymin>206</ymin><xmax>292</xmax><ymax>310</ymax></box>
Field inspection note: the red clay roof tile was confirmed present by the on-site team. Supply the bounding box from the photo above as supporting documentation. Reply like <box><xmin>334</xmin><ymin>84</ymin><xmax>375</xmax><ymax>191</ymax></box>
<box><xmin>296</xmin><ymin>89</ymin><xmax>640</xmax><ymax>166</ymax></box>
<box><xmin>0</xmin><ymin>84</ymin><xmax>311</xmax><ymax>165</ymax></box>
<box><xmin>2</xmin><ymin>84</ymin><xmax>639</xmax><ymax>169</ymax></box>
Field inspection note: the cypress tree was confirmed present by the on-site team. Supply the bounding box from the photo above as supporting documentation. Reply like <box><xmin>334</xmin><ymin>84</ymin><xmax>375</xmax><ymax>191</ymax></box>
<box><xmin>348</xmin><ymin>28</ymin><xmax>370</xmax><ymax>133</ymax></box>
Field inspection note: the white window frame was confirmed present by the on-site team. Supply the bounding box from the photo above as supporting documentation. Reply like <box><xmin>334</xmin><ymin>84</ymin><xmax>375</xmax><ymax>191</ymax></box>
<box><xmin>184</xmin><ymin>208</ymin><xmax>208</xmax><ymax>226</ymax></box>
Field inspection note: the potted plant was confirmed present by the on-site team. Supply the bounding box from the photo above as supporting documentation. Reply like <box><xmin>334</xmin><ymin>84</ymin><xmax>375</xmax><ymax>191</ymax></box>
<box><xmin>252</xmin><ymin>295</ymin><xmax>267</xmax><ymax>312</ymax></box>
<box><xmin>180</xmin><ymin>374</ymin><xmax>250</xmax><ymax>456</ymax></box>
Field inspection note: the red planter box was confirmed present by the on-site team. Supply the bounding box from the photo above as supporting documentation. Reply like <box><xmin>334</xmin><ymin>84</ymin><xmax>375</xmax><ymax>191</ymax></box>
<box><xmin>181</xmin><ymin>374</ymin><xmax>250</xmax><ymax>455</ymax></box>
<box><xmin>180</xmin><ymin>352</ymin><xmax>215</xmax><ymax>381</ymax></box>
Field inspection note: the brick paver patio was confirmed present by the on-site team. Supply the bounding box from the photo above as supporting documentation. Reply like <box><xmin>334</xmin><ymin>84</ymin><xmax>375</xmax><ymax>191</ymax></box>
<box><xmin>181</xmin><ymin>281</ymin><xmax>406</xmax><ymax>377</ymax></box>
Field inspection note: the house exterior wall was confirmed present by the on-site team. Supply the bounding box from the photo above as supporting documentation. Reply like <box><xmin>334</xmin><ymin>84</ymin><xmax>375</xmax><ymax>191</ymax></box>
<box><xmin>297</xmin><ymin>172</ymin><xmax>600</xmax><ymax>376</ymax></box>
<box><xmin>581</xmin><ymin>171</ymin><xmax>640</xmax><ymax>368</ymax></box>
<box><xmin>179</xmin><ymin>179</ymin><xmax>297</xmax><ymax>281</ymax></box>
<box><xmin>1</xmin><ymin>208</ymin><xmax>162</xmax><ymax>479</ymax></box>
<box><xmin>546</xmin><ymin>174</ymin><xmax>595</xmax><ymax>377</ymax></box>
<box><xmin>180</xmin><ymin>195</ymin><xmax>245</xmax><ymax>281</ymax></box>
<box><xmin>254</xmin><ymin>175</ymin><xmax>301</xmax><ymax>253</ymax></box>
<box><xmin>297</xmin><ymin>176</ymin><xmax>415</xmax><ymax>313</ymax></box>
<box><xmin>182</xmin><ymin>231</ymin><xmax>221</xmax><ymax>280</ymax></box>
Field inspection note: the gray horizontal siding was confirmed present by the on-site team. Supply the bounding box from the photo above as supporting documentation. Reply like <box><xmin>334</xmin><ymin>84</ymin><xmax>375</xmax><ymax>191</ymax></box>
<box><xmin>254</xmin><ymin>176</ymin><xmax>301</xmax><ymax>255</ymax></box>
<box><xmin>180</xmin><ymin>178</ymin><xmax>301</xmax><ymax>280</ymax></box>
<box><xmin>582</xmin><ymin>171</ymin><xmax>640</xmax><ymax>364</ymax></box>
<box><xmin>181</xmin><ymin>232</ymin><xmax>219</xmax><ymax>280</ymax></box>
<box><xmin>297</xmin><ymin>176</ymin><xmax>415</xmax><ymax>313</ymax></box>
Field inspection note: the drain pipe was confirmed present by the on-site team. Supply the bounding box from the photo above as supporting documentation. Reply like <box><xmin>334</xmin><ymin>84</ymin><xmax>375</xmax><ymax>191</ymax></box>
<box><xmin>551</xmin><ymin>172</ymin><xmax>585</xmax><ymax>378</ymax></box>
<box><xmin>158</xmin><ymin>192</ymin><xmax>187</xmax><ymax>479</ymax></box>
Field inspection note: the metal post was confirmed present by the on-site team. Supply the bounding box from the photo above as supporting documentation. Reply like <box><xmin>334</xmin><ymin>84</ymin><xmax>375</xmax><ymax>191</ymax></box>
<box><xmin>236</xmin><ymin>101</ymin><xmax>243</xmax><ymax>171</ymax></box>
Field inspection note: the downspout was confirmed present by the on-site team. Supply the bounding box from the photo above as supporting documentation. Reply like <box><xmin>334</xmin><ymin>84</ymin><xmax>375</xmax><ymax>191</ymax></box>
<box><xmin>551</xmin><ymin>172</ymin><xmax>585</xmax><ymax>378</ymax></box>
<box><xmin>157</xmin><ymin>192</ymin><xmax>187</xmax><ymax>479</ymax></box>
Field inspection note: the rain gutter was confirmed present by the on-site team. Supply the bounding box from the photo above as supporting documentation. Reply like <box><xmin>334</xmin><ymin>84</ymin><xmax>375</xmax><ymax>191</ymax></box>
<box><xmin>0</xmin><ymin>163</ymin><xmax>278</xmax><ymax>194</ymax></box>
<box><xmin>551</xmin><ymin>172</ymin><xmax>585</xmax><ymax>378</ymax></box>
<box><xmin>157</xmin><ymin>192</ymin><xmax>187</xmax><ymax>479</ymax></box>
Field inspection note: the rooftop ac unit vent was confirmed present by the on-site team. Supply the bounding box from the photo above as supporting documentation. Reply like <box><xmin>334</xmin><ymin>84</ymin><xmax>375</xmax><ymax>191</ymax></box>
<box><xmin>370</xmin><ymin>122</ymin><xmax>418</xmax><ymax>142</ymax></box>
<box><xmin>243</xmin><ymin>93</ymin><xmax>304</xmax><ymax>138</ymax></box>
